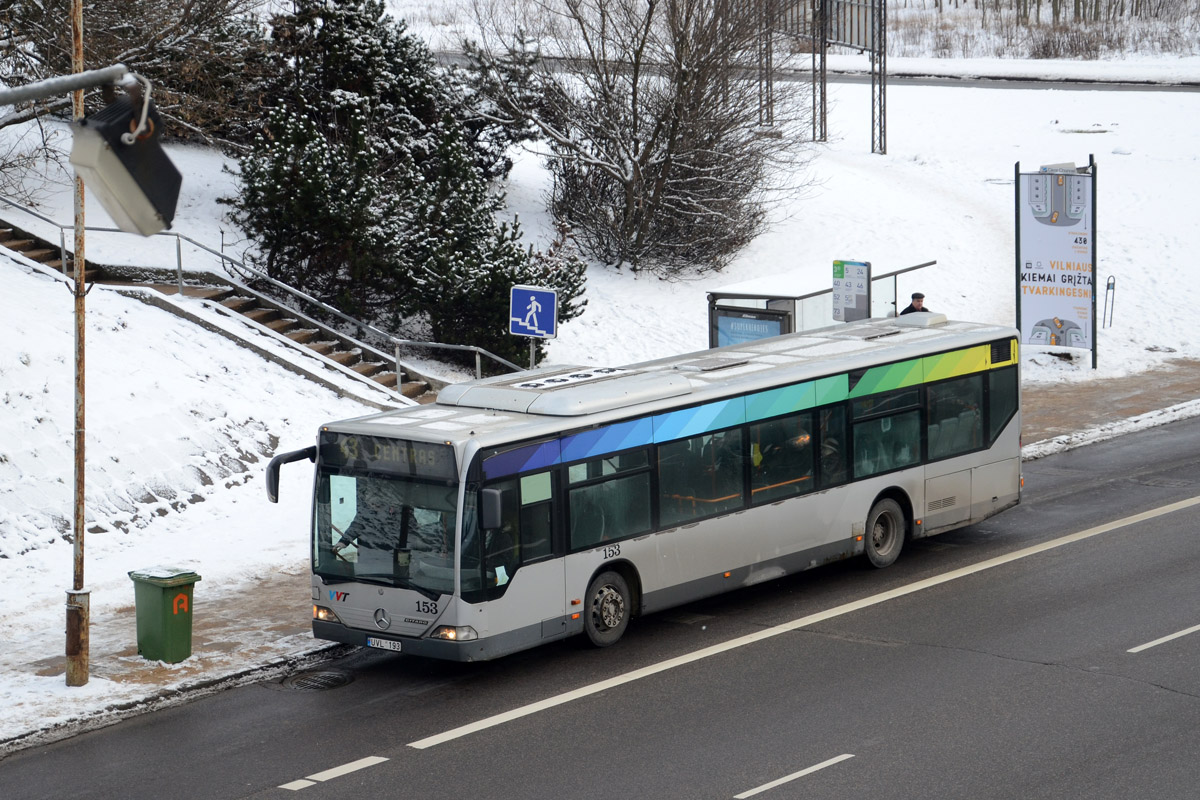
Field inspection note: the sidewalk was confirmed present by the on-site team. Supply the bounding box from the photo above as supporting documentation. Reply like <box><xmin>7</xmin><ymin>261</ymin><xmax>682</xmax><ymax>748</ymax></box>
<box><xmin>6</xmin><ymin>359</ymin><xmax>1200</xmax><ymax>756</ymax></box>
<box><xmin>1022</xmin><ymin>358</ymin><xmax>1200</xmax><ymax>455</ymax></box>
<box><xmin>1</xmin><ymin>564</ymin><xmax>332</xmax><ymax>756</ymax></box>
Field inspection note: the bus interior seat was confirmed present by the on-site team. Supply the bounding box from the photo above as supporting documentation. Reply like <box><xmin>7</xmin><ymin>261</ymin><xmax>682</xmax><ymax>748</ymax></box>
<box><xmin>936</xmin><ymin>416</ymin><xmax>959</xmax><ymax>457</ymax></box>
<box><xmin>855</xmin><ymin>429</ymin><xmax>886</xmax><ymax>474</ymax></box>
<box><xmin>894</xmin><ymin>417</ymin><xmax>918</xmax><ymax>465</ymax></box>
<box><xmin>954</xmin><ymin>410</ymin><xmax>978</xmax><ymax>451</ymax></box>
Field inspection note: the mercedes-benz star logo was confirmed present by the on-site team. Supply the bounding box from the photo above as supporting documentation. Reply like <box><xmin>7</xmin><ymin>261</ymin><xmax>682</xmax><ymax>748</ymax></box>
<box><xmin>373</xmin><ymin>608</ymin><xmax>391</xmax><ymax>630</ymax></box>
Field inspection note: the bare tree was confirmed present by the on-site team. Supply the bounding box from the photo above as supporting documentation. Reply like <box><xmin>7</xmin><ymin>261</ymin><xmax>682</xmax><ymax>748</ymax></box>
<box><xmin>467</xmin><ymin>0</ymin><xmax>812</xmax><ymax>275</ymax></box>
<box><xmin>0</xmin><ymin>0</ymin><xmax>270</xmax><ymax>148</ymax></box>
<box><xmin>0</xmin><ymin>118</ymin><xmax>71</xmax><ymax>204</ymax></box>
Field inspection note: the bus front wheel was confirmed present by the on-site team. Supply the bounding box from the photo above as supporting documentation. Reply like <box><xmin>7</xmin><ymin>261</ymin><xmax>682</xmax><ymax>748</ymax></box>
<box><xmin>865</xmin><ymin>498</ymin><xmax>905</xmax><ymax>568</ymax></box>
<box><xmin>584</xmin><ymin>570</ymin><xmax>631</xmax><ymax>647</ymax></box>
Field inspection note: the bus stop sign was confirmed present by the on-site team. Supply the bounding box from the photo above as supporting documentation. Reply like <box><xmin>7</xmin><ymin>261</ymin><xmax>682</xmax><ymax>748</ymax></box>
<box><xmin>509</xmin><ymin>285</ymin><xmax>558</xmax><ymax>339</ymax></box>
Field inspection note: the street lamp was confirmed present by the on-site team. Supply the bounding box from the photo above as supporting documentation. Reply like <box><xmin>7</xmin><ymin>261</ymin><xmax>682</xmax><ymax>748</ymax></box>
<box><xmin>69</xmin><ymin>74</ymin><xmax>183</xmax><ymax>236</ymax></box>
<box><xmin>0</xmin><ymin>65</ymin><xmax>182</xmax><ymax>687</ymax></box>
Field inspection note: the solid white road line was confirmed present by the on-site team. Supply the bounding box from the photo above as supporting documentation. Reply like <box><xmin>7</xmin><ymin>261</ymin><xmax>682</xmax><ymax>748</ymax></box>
<box><xmin>278</xmin><ymin>756</ymin><xmax>390</xmax><ymax>791</ymax></box>
<box><xmin>734</xmin><ymin>754</ymin><xmax>855</xmax><ymax>798</ymax></box>
<box><xmin>407</xmin><ymin>494</ymin><xmax>1200</xmax><ymax>750</ymax></box>
<box><xmin>1128</xmin><ymin>623</ymin><xmax>1200</xmax><ymax>653</ymax></box>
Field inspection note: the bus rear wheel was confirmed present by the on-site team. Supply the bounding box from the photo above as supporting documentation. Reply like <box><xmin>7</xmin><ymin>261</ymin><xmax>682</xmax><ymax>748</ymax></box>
<box><xmin>865</xmin><ymin>498</ymin><xmax>905</xmax><ymax>568</ymax></box>
<box><xmin>584</xmin><ymin>570</ymin><xmax>631</xmax><ymax>647</ymax></box>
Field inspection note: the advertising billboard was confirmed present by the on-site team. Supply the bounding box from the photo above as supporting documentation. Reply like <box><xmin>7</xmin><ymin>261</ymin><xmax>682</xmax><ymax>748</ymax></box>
<box><xmin>1016</xmin><ymin>160</ymin><xmax>1097</xmax><ymax>362</ymax></box>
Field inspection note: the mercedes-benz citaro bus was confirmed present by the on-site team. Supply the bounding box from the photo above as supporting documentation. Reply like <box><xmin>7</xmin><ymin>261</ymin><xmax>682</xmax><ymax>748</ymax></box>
<box><xmin>266</xmin><ymin>313</ymin><xmax>1021</xmax><ymax>661</ymax></box>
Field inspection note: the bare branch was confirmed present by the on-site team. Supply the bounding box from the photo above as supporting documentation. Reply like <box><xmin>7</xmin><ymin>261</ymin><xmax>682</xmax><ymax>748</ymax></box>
<box><xmin>468</xmin><ymin>0</ymin><xmax>812</xmax><ymax>274</ymax></box>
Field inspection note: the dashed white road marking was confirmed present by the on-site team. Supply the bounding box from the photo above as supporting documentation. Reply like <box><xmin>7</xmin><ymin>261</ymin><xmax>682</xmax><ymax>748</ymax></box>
<box><xmin>1128</xmin><ymin>623</ymin><xmax>1200</xmax><ymax>653</ymax></box>
<box><xmin>279</xmin><ymin>756</ymin><xmax>389</xmax><ymax>791</ymax></box>
<box><xmin>734</xmin><ymin>754</ymin><xmax>856</xmax><ymax>798</ymax></box>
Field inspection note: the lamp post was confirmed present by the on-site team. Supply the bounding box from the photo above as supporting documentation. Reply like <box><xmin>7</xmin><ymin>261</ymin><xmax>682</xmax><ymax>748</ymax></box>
<box><xmin>65</xmin><ymin>0</ymin><xmax>90</xmax><ymax>688</ymax></box>
<box><xmin>0</xmin><ymin>49</ymin><xmax>179</xmax><ymax>692</ymax></box>
<box><xmin>0</xmin><ymin>36</ymin><xmax>178</xmax><ymax>695</ymax></box>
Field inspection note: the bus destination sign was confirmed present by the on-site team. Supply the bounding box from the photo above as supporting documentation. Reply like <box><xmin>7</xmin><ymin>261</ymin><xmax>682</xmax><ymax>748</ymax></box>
<box><xmin>319</xmin><ymin>433</ymin><xmax>455</xmax><ymax>480</ymax></box>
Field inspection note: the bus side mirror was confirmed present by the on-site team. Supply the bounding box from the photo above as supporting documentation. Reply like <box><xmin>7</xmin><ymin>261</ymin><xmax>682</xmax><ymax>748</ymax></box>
<box><xmin>480</xmin><ymin>487</ymin><xmax>503</xmax><ymax>530</ymax></box>
<box><xmin>265</xmin><ymin>446</ymin><xmax>317</xmax><ymax>503</ymax></box>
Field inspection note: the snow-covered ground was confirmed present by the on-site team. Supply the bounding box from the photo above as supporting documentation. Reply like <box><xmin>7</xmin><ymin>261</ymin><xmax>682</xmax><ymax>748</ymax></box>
<box><xmin>4</xmin><ymin>52</ymin><xmax>1200</xmax><ymax>751</ymax></box>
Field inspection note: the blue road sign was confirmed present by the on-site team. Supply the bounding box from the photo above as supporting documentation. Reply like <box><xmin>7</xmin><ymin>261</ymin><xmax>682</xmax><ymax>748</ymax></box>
<box><xmin>509</xmin><ymin>285</ymin><xmax>558</xmax><ymax>339</ymax></box>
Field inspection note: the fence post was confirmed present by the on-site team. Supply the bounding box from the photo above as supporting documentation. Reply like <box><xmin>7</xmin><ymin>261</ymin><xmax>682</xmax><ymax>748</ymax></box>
<box><xmin>475</xmin><ymin>350</ymin><xmax>482</xmax><ymax>379</ymax></box>
<box><xmin>394</xmin><ymin>343</ymin><xmax>405</xmax><ymax>385</ymax></box>
<box><xmin>1103</xmin><ymin>276</ymin><xmax>1116</xmax><ymax>328</ymax></box>
<box><xmin>176</xmin><ymin>236</ymin><xmax>183</xmax><ymax>296</ymax></box>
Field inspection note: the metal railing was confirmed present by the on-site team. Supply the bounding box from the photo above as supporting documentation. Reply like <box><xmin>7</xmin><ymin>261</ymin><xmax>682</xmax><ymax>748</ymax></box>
<box><xmin>0</xmin><ymin>195</ymin><xmax>524</xmax><ymax>381</ymax></box>
<box><xmin>391</xmin><ymin>338</ymin><xmax>522</xmax><ymax>378</ymax></box>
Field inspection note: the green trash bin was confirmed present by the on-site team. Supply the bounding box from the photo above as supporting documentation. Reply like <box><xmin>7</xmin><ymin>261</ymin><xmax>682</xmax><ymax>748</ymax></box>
<box><xmin>129</xmin><ymin>567</ymin><xmax>202</xmax><ymax>663</ymax></box>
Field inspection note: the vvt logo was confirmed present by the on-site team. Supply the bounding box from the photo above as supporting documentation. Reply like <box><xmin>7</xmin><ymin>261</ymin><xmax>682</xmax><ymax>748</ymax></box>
<box><xmin>329</xmin><ymin>590</ymin><xmax>350</xmax><ymax>602</ymax></box>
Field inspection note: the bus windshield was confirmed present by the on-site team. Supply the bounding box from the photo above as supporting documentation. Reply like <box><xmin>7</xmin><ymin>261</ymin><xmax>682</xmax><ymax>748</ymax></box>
<box><xmin>312</xmin><ymin>433</ymin><xmax>459</xmax><ymax>597</ymax></box>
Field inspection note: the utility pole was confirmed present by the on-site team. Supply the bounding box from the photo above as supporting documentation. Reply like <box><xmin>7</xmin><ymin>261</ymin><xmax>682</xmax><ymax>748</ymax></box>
<box><xmin>65</xmin><ymin>0</ymin><xmax>90</xmax><ymax>687</ymax></box>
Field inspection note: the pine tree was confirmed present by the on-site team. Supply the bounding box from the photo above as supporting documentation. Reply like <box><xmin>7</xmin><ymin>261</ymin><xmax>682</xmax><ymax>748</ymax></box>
<box><xmin>226</xmin><ymin>0</ymin><xmax>585</xmax><ymax>359</ymax></box>
<box><xmin>412</xmin><ymin>116</ymin><xmax>586</xmax><ymax>366</ymax></box>
<box><xmin>229</xmin><ymin>109</ymin><xmax>408</xmax><ymax>322</ymax></box>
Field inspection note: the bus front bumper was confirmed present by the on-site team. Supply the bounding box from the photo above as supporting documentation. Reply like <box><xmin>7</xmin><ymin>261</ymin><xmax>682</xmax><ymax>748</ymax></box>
<box><xmin>313</xmin><ymin>619</ymin><xmax>548</xmax><ymax>662</ymax></box>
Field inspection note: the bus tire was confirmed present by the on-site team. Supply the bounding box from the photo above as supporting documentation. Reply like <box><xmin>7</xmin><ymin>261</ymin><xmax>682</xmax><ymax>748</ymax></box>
<box><xmin>865</xmin><ymin>498</ymin><xmax>905</xmax><ymax>569</ymax></box>
<box><xmin>584</xmin><ymin>570</ymin><xmax>631</xmax><ymax>647</ymax></box>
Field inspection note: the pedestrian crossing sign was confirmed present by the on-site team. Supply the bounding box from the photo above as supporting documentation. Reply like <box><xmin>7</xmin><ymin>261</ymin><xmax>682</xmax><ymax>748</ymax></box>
<box><xmin>509</xmin><ymin>285</ymin><xmax>558</xmax><ymax>339</ymax></box>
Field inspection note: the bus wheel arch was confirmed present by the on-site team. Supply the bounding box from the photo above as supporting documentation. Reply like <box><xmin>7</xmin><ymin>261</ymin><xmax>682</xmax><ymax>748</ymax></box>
<box><xmin>864</xmin><ymin>490</ymin><xmax>910</xmax><ymax>569</ymax></box>
<box><xmin>582</xmin><ymin>561</ymin><xmax>641</xmax><ymax>647</ymax></box>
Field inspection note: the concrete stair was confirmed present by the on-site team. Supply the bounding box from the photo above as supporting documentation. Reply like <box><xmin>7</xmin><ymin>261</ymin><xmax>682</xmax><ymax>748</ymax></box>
<box><xmin>211</xmin><ymin>289</ymin><xmax>430</xmax><ymax>399</ymax></box>
<box><xmin>0</xmin><ymin>227</ymin><xmax>432</xmax><ymax>401</ymax></box>
<box><xmin>0</xmin><ymin>227</ymin><xmax>105</xmax><ymax>282</ymax></box>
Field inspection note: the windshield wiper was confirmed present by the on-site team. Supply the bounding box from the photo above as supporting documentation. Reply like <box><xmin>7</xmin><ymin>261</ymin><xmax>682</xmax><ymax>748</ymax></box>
<box><xmin>352</xmin><ymin>572</ymin><xmax>442</xmax><ymax>602</ymax></box>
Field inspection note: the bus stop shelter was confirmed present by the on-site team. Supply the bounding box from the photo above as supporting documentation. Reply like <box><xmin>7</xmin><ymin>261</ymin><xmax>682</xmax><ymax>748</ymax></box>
<box><xmin>708</xmin><ymin>260</ymin><xmax>937</xmax><ymax>348</ymax></box>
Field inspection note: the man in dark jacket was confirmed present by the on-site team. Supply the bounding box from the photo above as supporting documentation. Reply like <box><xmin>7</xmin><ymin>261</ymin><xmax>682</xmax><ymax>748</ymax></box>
<box><xmin>901</xmin><ymin>292</ymin><xmax>931</xmax><ymax>315</ymax></box>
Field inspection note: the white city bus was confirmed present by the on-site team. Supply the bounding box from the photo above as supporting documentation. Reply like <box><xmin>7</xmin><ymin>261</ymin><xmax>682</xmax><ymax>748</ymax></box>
<box><xmin>267</xmin><ymin>313</ymin><xmax>1021</xmax><ymax>661</ymax></box>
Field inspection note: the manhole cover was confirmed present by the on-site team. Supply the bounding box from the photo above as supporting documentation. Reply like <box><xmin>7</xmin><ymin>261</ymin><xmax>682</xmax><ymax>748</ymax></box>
<box><xmin>280</xmin><ymin>670</ymin><xmax>354</xmax><ymax>691</ymax></box>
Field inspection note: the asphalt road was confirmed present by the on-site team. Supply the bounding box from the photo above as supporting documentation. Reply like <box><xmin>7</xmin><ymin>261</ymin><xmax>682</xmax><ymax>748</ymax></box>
<box><xmin>3</xmin><ymin>417</ymin><xmax>1199</xmax><ymax>799</ymax></box>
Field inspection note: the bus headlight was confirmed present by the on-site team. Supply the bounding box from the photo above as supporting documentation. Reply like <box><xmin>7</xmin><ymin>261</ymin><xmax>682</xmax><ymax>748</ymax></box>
<box><xmin>430</xmin><ymin>625</ymin><xmax>478</xmax><ymax>641</ymax></box>
<box><xmin>313</xmin><ymin>605</ymin><xmax>341</xmax><ymax>623</ymax></box>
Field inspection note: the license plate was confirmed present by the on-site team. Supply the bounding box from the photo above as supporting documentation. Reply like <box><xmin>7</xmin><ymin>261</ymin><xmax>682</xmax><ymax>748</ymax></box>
<box><xmin>366</xmin><ymin>637</ymin><xmax>402</xmax><ymax>652</ymax></box>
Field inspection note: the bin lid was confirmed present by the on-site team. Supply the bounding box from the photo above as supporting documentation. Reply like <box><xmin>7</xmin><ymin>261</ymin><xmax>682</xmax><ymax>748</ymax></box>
<box><xmin>128</xmin><ymin>566</ymin><xmax>202</xmax><ymax>587</ymax></box>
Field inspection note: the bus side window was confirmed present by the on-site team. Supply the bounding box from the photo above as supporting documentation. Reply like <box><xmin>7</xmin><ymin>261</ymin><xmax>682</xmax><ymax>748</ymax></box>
<box><xmin>569</xmin><ymin>449</ymin><xmax>652</xmax><ymax>550</ymax></box>
<box><xmin>519</xmin><ymin>473</ymin><xmax>553</xmax><ymax>562</ymax></box>
<box><xmin>482</xmin><ymin>472</ymin><xmax>555</xmax><ymax>587</ymax></box>
<box><xmin>927</xmin><ymin>375</ymin><xmax>984</xmax><ymax>460</ymax></box>
<box><xmin>658</xmin><ymin>430</ymin><xmax>744</xmax><ymax>528</ymax></box>
<box><xmin>818</xmin><ymin>408</ymin><xmax>847</xmax><ymax>487</ymax></box>
<box><xmin>854</xmin><ymin>410</ymin><xmax>921</xmax><ymax>477</ymax></box>
<box><xmin>483</xmin><ymin>478</ymin><xmax>521</xmax><ymax>586</ymax></box>
<box><xmin>750</xmin><ymin>412</ymin><xmax>815</xmax><ymax>504</ymax></box>
<box><xmin>988</xmin><ymin>366</ymin><xmax>1018</xmax><ymax>443</ymax></box>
